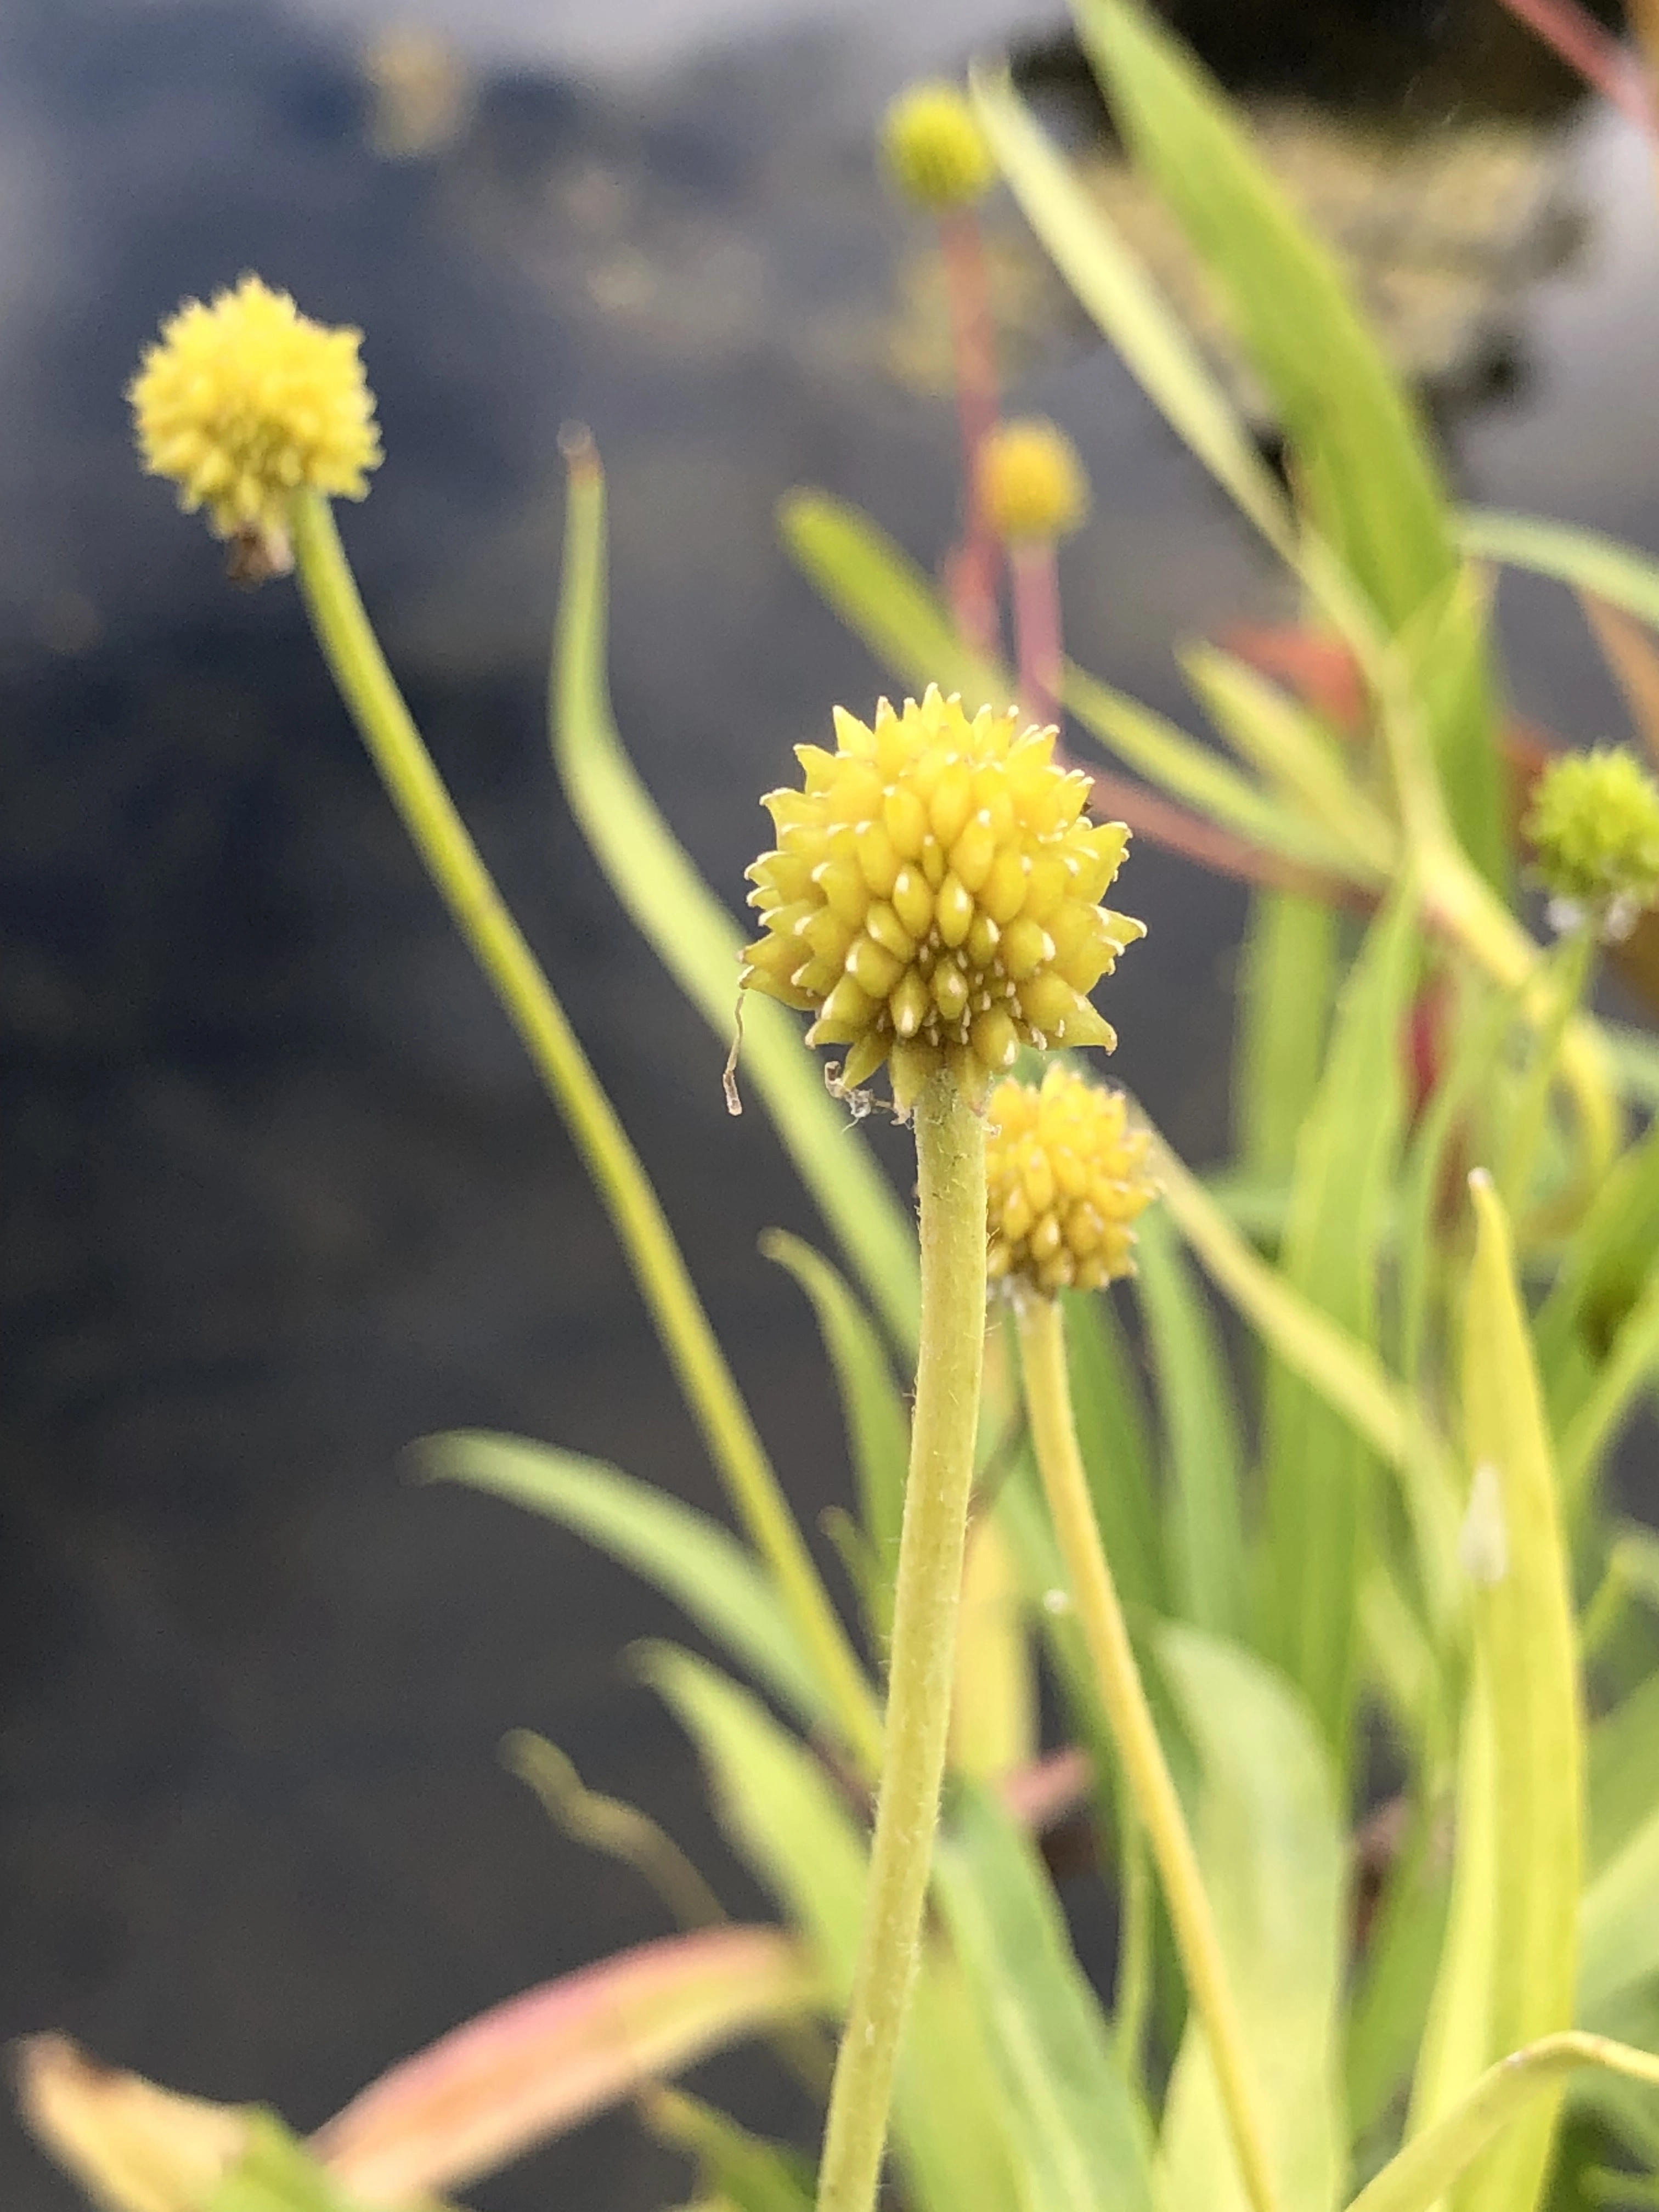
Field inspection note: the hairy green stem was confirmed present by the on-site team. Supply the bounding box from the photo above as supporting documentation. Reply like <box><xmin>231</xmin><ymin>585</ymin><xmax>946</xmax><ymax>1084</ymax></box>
<box><xmin>815</xmin><ymin>1072</ymin><xmax>988</xmax><ymax>2212</ymax></box>
<box><xmin>1015</xmin><ymin>1291</ymin><xmax>1284</xmax><ymax>2212</ymax></box>
<box><xmin>288</xmin><ymin>489</ymin><xmax>881</xmax><ymax>1774</ymax></box>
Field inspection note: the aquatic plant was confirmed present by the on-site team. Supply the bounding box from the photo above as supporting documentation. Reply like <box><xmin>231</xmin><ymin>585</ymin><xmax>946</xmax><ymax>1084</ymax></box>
<box><xmin>24</xmin><ymin>4</ymin><xmax>1659</xmax><ymax>2212</ymax></box>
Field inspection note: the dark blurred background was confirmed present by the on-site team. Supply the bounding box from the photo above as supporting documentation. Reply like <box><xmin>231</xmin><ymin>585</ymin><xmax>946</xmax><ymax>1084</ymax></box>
<box><xmin>2</xmin><ymin>0</ymin><xmax>1657</xmax><ymax>2204</ymax></box>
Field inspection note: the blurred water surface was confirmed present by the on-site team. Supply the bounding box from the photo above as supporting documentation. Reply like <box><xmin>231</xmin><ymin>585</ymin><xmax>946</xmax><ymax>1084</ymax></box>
<box><xmin>2</xmin><ymin>1</ymin><xmax>1657</xmax><ymax>2207</ymax></box>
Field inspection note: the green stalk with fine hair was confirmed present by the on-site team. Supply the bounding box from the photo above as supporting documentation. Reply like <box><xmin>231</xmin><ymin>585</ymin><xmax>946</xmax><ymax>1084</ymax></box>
<box><xmin>1014</xmin><ymin>1290</ymin><xmax>1283</xmax><ymax>2212</ymax></box>
<box><xmin>814</xmin><ymin>1071</ymin><xmax>988</xmax><ymax>2212</ymax></box>
<box><xmin>287</xmin><ymin>488</ymin><xmax>881</xmax><ymax>1775</ymax></box>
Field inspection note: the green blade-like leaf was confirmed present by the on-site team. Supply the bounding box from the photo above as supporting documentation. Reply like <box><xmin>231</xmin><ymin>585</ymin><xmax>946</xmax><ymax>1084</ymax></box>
<box><xmin>643</xmin><ymin>1647</ymin><xmax>1020</xmax><ymax>2212</ymax></box>
<box><xmin>1460</xmin><ymin>511</ymin><xmax>1659</xmax><ymax>631</ymax></box>
<box><xmin>423</xmin><ymin>1432</ymin><xmax>824</xmax><ymax>1728</ymax></box>
<box><xmin>1060</xmin><ymin>1287</ymin><xmax>1165</xmax><ymax>1617</ymax></box>
<box><xmin>1590</xmin><ymin>1668</ymin><xmax>1659</xmax><ymax>1882</ymax></box>
<box><xmin>644</xmin><ymin>2089</ymin><xmax>814</xmax><ymax>2212</ymax></box>
<box><xmin>1582</xmin><ymin>1794</ymin><xmax>1659</xmax><ymax>2025</ymax></box>
<box><xmin>777</xmin><ymin>489</ymin><xmax>1006</xmax><ymax>713</ymax></box>
<box><xmin>1132</xmin><ymin>1205</ymin><xmax>1247</xmax><ymax>1641</ymax></box>
<box><xmin>1181</xmin><ymin>643</ymin><xmax>1397</xmax><ymax>881</ymax></box>
<box><xmin>1234</xmin><ymin>890</ymin><xmax>1338</xmax><ymax>1182</ymax></box>
<box><xmin>1151</xmin><ymin>1128</ymin><xmax>1464</xmax><ymax>1647</ymax></box>
<box><xmin>1346</xmin><ymin>1809</ymin><xmax>1453</xmax><ymax>2144</ymax></box>
<box><xmin>779</xmin><ymin>488</ymin><xmax>1361</xmax><ymax>877</ymax></box>
<box><xmin>1559</xmin><ymin>1267</ymin><xmax>1659</xmax><ymax>1519</ymax></box>
<box><xmin>1448</xmin><ymin>1174</ymin><xmax>1584</xmax><ymax>2212</ymax></box>
<box><xmin>761</xmin><ymin>1231</ymin><xmax>909</xmax><ymax>1631</ymax></box>
<box><xmin>968</xmin><ymin>60</ymin><xmax>1290</xmax><ymax>551</ymax></box>
<box><xmin>935</xmin><ymin>1782</ymin><xmax>1159</xmax><ymax>2212</ymax></box>
<box><xmin>1155</xmin><ymin>1626</ymin><xmax>1346</xmax><ymax>2212</ymax></box>
<box><xmin>553</xmin><ymin>452</ymin><xmax>919</xmax><ymax>1355</ymax></box>
<box><xmin>1072</xmin><ymin>0</ymin><xmax>1501</xmax><ymax>874</ymax></box>
<box><xmin>1346</xmin><ymin>2035</ymin><xmax>1659</xmax><ymax>2212</ymax></box>
<box><xmin>1262</xmin><ymin>880</ymin><xmax>1421</xmax><ymax>1774</ymax></box>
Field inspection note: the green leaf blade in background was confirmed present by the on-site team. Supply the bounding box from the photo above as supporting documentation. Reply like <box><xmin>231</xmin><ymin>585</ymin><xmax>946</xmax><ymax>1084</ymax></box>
<box><xmin>935</xmin><ymin>1783</ymin><xmax>1160</xmax><ymax>2212</ymax></box>
<box><xmin>1460</xmin><ymin>510</ymin><xmax>1659</xmax><ymax>631</ymax></box>
<box><xmin>1262</xmin><ymin>881</ymin><xmax>1421</xmax><ymax>1778</ymax></box>
<box><xmin>1060</xmin><ymin>1287</ymin><xmax>1166</xmax><ymax>1617</ymax></box>
<box><xmin>761</xmin><ymin>1231</ymin><xmax>909</xmax><ymax>1629</ymax></box>
<box><xmin>553</xmin><ymin>452</ymin><xmax>919</xmax><ymax>1356</ymax></box>
<box><xmin>644</xmin><ymin>1647</ymin><xmax>1020</xmax><ymax>2212</ymax></box>
<box><xmin>1234</xmin><ymin>891</ymin><xmax>1339</xmax><ymax>1184</ymax></box>
<box><xmin>1155</xmin><ymin>1624</ymin><xmax>1346</xmax><ymax>2212</ymax></box>
<box><xmin>422</xmin><ymin>1432</ymin><xmax>826</xmax><ymax>1730</ymax></box>
<box><xmin>1132</xmin><ymin>1205</ymin><xmax>1248</xmax><ymax>1643</ymax></box>
<box><xmin>1447</xmin><ymin>1175</ymin><xmax>1584</xmax><ymax>2212</ymax></box>
<box><xmin>1071</xmin><ymin>0</ymin><xmax>1503</xmax><ymax>878</ymax></box>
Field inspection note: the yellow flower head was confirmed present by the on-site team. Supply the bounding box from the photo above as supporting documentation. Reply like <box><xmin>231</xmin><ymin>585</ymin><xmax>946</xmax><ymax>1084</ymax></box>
<box><xmin>1525</xmin><ymin>745</ymin><xmax>1659</xmax><ymax>930</ymax></box>
<box><xmin>980</xmin><ymin>418</ymin><xmax>1090</xmax><ymax>544</ymax></box>
<box><xmin>129</xmin><ymin>275</ymin><xmax>381</xmax><ymax>557</ymax></box>
<box><xmin>986</xmin><ymin>1066</ymin><xmax>1156</xmax><ymax>1295</ymax></box>
<box><xmin>742</xmin><ymin>686</ymin><xmax>1143</xmax><ymax>1114</ymax></box>
<box><xmin>882</xmin><ymin>81</ymin><xmax>995</xmax><ymax>211</ymax></box>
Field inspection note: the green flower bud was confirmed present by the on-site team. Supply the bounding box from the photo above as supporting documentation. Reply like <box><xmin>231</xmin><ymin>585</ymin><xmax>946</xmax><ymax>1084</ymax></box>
<box><xmin>1526</xmin><ymin>745</ymin><xmax>1659</xmax><ymax>936</ymax></box>
<box><xmin>980</xmin><ymin>418</ymin><xmax>1090</xmax><ymax>544</ymax></box>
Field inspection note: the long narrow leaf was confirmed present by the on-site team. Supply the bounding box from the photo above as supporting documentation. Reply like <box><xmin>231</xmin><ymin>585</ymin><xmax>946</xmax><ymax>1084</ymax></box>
<box><xmin>1156</xmin><ymin>1626</ymin><xmax>1346</xmax><ymax>2212</ymax></box>
<box><xmin>1234</xmin><ymin>890</ymin><xmax>1338</xmax><ymax>1181</ymax></box>
<box><xmin>935</xmin><ymin>1783</ymin><xmax>1159</xmax><ymax>2212</ymax></box>
<box><xmin>1347</xmin><ymin>2034</ymin><xmax>1659</xmax><ymax>2212</ymax></box>
<box><xmin>1060</xmin><ymin>1289</ymin><xmax>1165</xmax><ymax>1616</ymax></box>
<box><xmin>1132</xmin><ymin>1205</ymin><xmax>1248</xmax><ymax>1641</ymax></box>
<box><xmin>1074</xmin><ymin>0</ymin><xmax>1502</xmax><ymax>872</ymax></box>
<box><xmin>1449</xmin><ymin>1175</ymin><xmax>1585</xmax><ymax>2212</ymax></box>
<box><xmin>1460</xmin><ymin>511</ymin><xmax>1659</xmax><ymax>631</ymax></box>
<box><xmin>313</xmin><ymin>1928</ymin><xmax>816</xmax><ymax>2204</ymax></box>
<box><xmin>1262</xmin><ymin>882</ymin><xmax>1421</xmax><ymax>1773</ymax></box>
<box><xmin>644</xmin><ymin>1647</ymin><xmax>1020</xmax><ymax>2212</ymax></box>
<box><xmin>554</xmin><ymin>449</ymin><xmax>919</xmax><ymax>1354</ymax></box>
<box><xmin>422</xmin><ymin>1432</ymin><xmax>825</xmax><ymax>1728</ymax></box>
<box><xmin>761</xmin><ymin>1231</ymin><xmax>909</xmax><ymax>1626</ymax></box>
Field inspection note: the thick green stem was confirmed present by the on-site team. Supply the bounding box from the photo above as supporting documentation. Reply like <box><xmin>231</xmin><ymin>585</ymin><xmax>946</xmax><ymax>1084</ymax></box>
<box><xmin>815</xmin><ymin>1073</ymin><xmax>988</xmax><ymax>2212</ymax></box>
<box><xmin>1015</xmin><ymin>1291</ymin><xmax>1283</xmax><ymax>2212</ymax></box>
<box><xmin>287</xmin><ymin>490</ymin><xmax>881</xmax><ymax>1774</ymax></box>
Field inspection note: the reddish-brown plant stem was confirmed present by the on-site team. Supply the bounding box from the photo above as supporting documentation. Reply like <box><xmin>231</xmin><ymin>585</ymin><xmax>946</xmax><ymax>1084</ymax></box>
<box><xmin>1493</xmin><ymin>0</ymin><xmax>1654</xmax><ymax>130</ymax></box>
<box><xmin>1011</xmin><ymin>538</ymin><xmax>1064</xmax><ymax>729</ymax></box>
<box><xmin>939</xmin><ymin>207</ymin><xmax>1001</xmax><ymax>659</ymax></box>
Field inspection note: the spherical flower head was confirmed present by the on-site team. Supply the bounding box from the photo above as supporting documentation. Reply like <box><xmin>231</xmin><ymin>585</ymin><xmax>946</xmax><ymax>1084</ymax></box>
<box><xmin>986</xmin><ymin>1066</ymin><xmax>1156</xmax><ymax>1296</ymax></box>
<box><xmin>980</xmin><ymin>418</ymin><xmax>1090</xmax><ymax>545</ymax></box>
<box><xmin>882</xmin><ymin>81</ymin><xmax>995</xmax><ymax>211</ymax></box>
<box><xmin>1525</xmin><ymin>745</ymin><xmax>1659</xmax><ymax>931</ymax></box>
<box><xmin>741</xmin><ymin>685</ymin><xmax>1144</xmax><ymax>1115</ymax></box>
<box><xmin>129</xmin><ymin>275</ymin><xmax>381</xmax><ymax>559</ymax></box>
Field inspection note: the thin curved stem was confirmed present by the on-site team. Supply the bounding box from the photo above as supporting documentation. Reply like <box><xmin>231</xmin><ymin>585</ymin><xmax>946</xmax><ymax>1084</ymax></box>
<box><xmin>814</xmin><ymin>1072</ymin><xmax>988</xmax><ymax>2212</ymax></box>
<box><xmin>1015</xmin><ymin>1290</ymin><xmax>1283</xmax><ymax>2212</ymax></box>
<box><xmin>288</xmin><ymin>489</ymin><xmax>881</xmax><ymax>1775</ymax></box>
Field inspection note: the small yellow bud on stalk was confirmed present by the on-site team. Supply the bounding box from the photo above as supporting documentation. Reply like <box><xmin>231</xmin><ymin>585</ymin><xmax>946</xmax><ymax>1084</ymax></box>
<box><xmin>741</xmin><ymin>685</ymin><xmax>1143</xmax><ymax>1113</ymax></box>
<box><xmin>980</xmin><ymin>417</ymin><xmax>1091</xmax><ymax>545</ymax></box>
<box><xmin>1525</xmin><ymin>745</ymin><xmax>1659</xmax><ymax>936</ymax></box>
<box><xmin>129</xmin><ymin>274</ymin><xmax>381</xmax><ymax>571</ymax></box>
<box><xmin>882</xmin><ymin>80</ymin><xmax>995</xmax><ymax>210</ymax></box>
<box><xmin>987</xmin><ymin>1064</ymin><xmax>1156</xmax><ymax>1294</ymax></box>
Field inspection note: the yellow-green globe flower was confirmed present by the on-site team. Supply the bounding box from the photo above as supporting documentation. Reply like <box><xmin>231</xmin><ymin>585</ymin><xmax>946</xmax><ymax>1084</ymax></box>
<box><xmin>1526</xmin><ymin>746</ymin><xmax>1659</xmax><ymax>931</ymax></box>
<box><xmin>986</xmin><ymin>1066</ymin><xmax>1156</xmax><ymax>1295</ymax></box>
<box><xmin>980</xmin><ymin>418</ymin><xmax>1090</xmax><ymax>544</ymax></box>
<box><xmin>129</xmin><ymin>274</ymin><xmax>381</xmax><ymax>559</ymax></box>
<box><xmin>882</xmin><ymin>81</ymin><xmax>995</xmax><ymax>211</ymax></box>
<box><xmin>742</xmin><ymin>686</ymin><xmax>1143</xmax><ymax>1113</ymax></box>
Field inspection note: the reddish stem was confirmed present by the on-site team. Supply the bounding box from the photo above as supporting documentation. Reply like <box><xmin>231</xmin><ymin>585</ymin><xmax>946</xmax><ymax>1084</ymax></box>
<box><xmin>940</xmin><ymin>208</ymin><xmax>1002</xmax><ymax>659</ymax></box>
<box><xmin>1012</xmin><ymin>538</ymin><xmax>1065</xmax><ymax>729</ymax></box>
<box><xmin>1493</xmin><ymin>0</ymin><xmax>1654</xmax><ymax>130</ymax></box>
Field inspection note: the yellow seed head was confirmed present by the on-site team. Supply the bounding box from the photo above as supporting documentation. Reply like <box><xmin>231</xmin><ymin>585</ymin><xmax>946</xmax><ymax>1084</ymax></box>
<box><xmin>741</xmin><ymin>686</ymin><xmax>1143</xmax><ymax>1113</ymax></box>
<box><xmin>1525</xmin><ymin>744</ymin><xmax>1659</xmax><ymax>924</ymax></box>
<box><xmin>980</xmin><ymin>417</ymin><xmax>1090</xmax><ymax>544</ymax></box>
<box><xmin>129</xmin><ymin>274</ymin><xmax>381</xmax><ymax>555</ymax></box>
<box><xmin>882</xmin><ymin>81</ymin><xmax>995</xmax><ymax>211</ymax></box>
<box><xmin>986</xmin><ymin>1066</ymin><xmax>1156</xmax><ymax>1295</ymax></box>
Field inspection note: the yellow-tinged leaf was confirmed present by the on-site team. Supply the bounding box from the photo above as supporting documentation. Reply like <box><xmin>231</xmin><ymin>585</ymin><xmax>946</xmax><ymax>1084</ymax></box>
<box><xmin>1436</xmin><ymin>1173</ymin><xmax>1584</xmax><ymax>2212</ymax></box>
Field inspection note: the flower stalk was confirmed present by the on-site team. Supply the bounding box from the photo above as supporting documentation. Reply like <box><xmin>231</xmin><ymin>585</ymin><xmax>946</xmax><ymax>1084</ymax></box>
<box><xmin>814</xmin><ymin>1068</ymin><xmax>988</xmax><ymax>2212</ymax></box>
<box><xmin>940</xmin><ymin>209</ymin><xmax>1001</xmax><ymax>660</ymax></box>
<box><xmin>1014</xmin><ymin>1288</ymin><xmax>1284</xmax><ymax>2212</ymax></box>
<box><xmin>286</xmin><ymin>488</ymin><xmax>881</xmax><ymax>1775</ymax></box>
